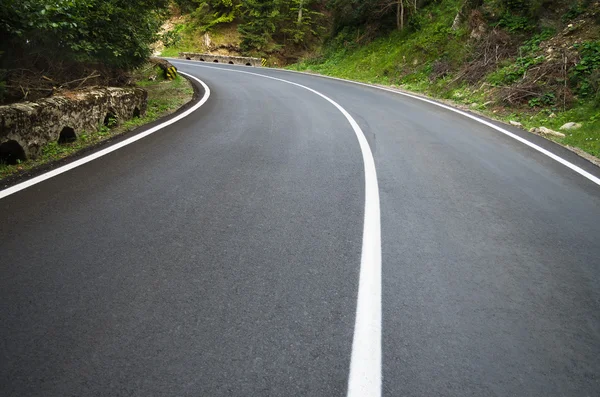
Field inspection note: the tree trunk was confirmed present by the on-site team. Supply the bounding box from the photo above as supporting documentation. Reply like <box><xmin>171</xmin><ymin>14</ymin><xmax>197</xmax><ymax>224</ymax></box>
<box><xmin>298</xmin><ymin>0</ymin><xmax>304</xmax><ymax>23</ymax></box>
<box><xmin>397</xmin><ymin>0</ymin><xmax>404</xmax><ymax>31</ymax></box>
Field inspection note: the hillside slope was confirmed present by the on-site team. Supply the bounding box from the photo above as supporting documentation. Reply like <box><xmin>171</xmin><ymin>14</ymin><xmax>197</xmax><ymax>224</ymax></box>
<box><xmin>159</xmin><ymin>0</ymin><xmax>599</xmax><ymax>159</ymax></box>
<box><xmin>292</xmin><ymin>0</ymin><xmax>600</xmax><ymax>158</ymax></box>
<box><xmin>158</xmin><ymin>1</ymin><xmax>326</xmax><ymax>65</ymax></box>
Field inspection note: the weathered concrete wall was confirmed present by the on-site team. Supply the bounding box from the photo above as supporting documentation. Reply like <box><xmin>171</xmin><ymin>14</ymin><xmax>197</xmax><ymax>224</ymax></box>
<box><xmin>179</xmin><ymin>52</ymin><xmax>262</xmax><ymax>67</ymax></box>
<box><xmin>0</xmin><ymin>87</ymin><xmax>147</xmax><ymax>162</ymax></box>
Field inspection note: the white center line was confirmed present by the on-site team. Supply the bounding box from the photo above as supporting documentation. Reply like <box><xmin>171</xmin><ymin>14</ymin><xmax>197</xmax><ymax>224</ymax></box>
<box><xmin>172</xmin><ymin>62</ymin><xmax>384</xmax><ymax>397</ymax></box>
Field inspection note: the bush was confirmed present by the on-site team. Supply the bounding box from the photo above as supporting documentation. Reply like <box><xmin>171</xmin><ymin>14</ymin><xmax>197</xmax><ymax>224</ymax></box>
<box><xmin>571</xmin><ymin>41</ymin><xmax>600</xmax><ymax>99</ymax></box>
<box><xmin>496</xmin><ymin>13</ymin><xmax>534</xmax><ymax>32</ymax></box>
<box><xmin>162</xmin><ymin>24</ymin><xmax>186</xmax><ymax>48</ymax></box>
<box><xmin>191</xmin><ymin>1</ymin><xmax>236</xmax><ymax>32</ymax></box>
<box><xmin>0</xmin><ymin>0</ymin><xmax>168</xmax><ymax>70</ymax></box>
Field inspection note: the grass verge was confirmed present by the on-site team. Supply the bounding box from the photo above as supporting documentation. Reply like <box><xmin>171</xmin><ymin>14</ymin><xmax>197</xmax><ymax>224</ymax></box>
<box><xmin>0</xmin><ymin>65</ymin><xmax>194</xmax><ymax>182</ymax></box>
<box><xmin>290</xmin><ymin>55</ymin><xmax>600</xmax><ymax>160</ymax></box>
<box><xmin>288</xmin><ymin>0</ymin><xmax>599</xmax><ymax>161</ymax></box>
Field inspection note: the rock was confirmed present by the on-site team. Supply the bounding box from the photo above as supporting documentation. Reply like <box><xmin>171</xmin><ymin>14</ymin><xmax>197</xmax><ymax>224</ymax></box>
<box><xmin>470</xmin><ymin>103</ymin><xmax>479</xmax><ymax>108</ymax></box>
<box><xmin>549</xmin><ymin>113</ymin><xmax>556</xmax><ymax>118</ymax></box>
<box><xmin>203</xmin><ymin>32</ymin><xmax>212</xmax><ymax>48</ymax></box>
<box><xmin>509</xmin><ymin>120</ymin><xmax>522</xmax><ymax>127</ymax></box>
<box><xmin>531</xmin><ymin>126</ymin><xmax>565</xmax><ymax>138</ymax></box>
<box><xmin>470</xmin><ymin>24</ymin><xmax>486</xmax><ymax>40</ymax></box>
<box><xmin>560</xmin><ymin>122</ymin><xmax>582</xmax><ymax>131</ymax></box>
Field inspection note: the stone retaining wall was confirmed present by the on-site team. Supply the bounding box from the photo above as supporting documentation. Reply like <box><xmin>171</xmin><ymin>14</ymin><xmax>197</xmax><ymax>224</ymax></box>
<box><xmin>0</xmin><ymin>87</ymin><xmax>147</xmax><ymax>163</ymax></box>
<box><xmin>179</xmin><ymin>52</ymin><xmax>262</xmax><ymax>67</ymax></box>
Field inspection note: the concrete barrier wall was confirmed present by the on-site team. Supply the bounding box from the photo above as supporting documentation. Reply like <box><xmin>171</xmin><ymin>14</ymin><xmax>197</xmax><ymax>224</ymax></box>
<box><xmin>179</xmin><ymin>52</ymin><xmax>262</xmax><ymax>67</ymax></box>
<box><xmin>0</xmin><ymin>87</ymin><xmax>147</xmax><ymax>163</ymax></box>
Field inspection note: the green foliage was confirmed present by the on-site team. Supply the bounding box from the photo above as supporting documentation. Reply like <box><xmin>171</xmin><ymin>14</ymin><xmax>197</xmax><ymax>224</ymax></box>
<box><xmin>0</xmin><ymin>0</ymin><xmax>169</xmax><ymax>70</ymax></box>
<box><xmin>191</xmin><ymin>0</ymin><xmax>238</xmax><ymax>32</ymax></box>
<box><xmin>562</xmin><ymin>1</ymin><xmax>587</xmax><ymax>22</ymax></box>
<box><xmin>571</xmin><ymin>41</ymin><xmax>600</xmax><ymax>100</ymax></box>
<box><xmin>173</xmin><ymin>0</ymin><xmax>200</xmax><ymax>13</ymax></box>
<box><xmin>528</xmin><ymin>92</ymin><xmax>556</xmax><ymax>108</ymax></box>
<box><xmin>105</xmin><ymin>116</ymin><xmax>118</xmax><ymax>128</ymax></box>
<box><xmin>326</xmin><ymin>0</ymin><xmax>384</xmax><ymax>33</ymax></box>
<box><xmin>162</xmin><ymin>24</ymin><xmax>186</xmax><ymax>48</ymax></box>
<box><xmin>496</xmin><ymin>13</ymin><xmax>534</xmax><ymax>32</ymax></box>
<box><xmin>288</xmin><ymin>0</ymin><xmax>600</xmax><ymax>160</ymax></box>
<box><xmin>487</xmin><ymin>0</ymin><xmax>544</xmax><ymax>17</ymax></box>
<box><xmin>292</xmin><ymin>0</ymin><xmax>467</xmax><ymax>84</ymax></box>
<box><xmin>519</xmin><ymin>28</ymin><xmax>555</xmax><ymax>53</ymax></box>
<box><xmin>280</xmin><ymin>0</ymin><xmax>324</xmax><ymax>45</ymax></box>
<box><xmin>487</xmin><ymin>55</ymin><xmax>544</xmax><ymax>86</ymax></box>
<box><xmin>487</xmin><ymin>31</ymin><xmax>553</xmax><ymax>87</ymax></box>
<box><xmin>238</xmin><ymin>0</ymin><xmax>281</xmax><ymax>50</ymax></box>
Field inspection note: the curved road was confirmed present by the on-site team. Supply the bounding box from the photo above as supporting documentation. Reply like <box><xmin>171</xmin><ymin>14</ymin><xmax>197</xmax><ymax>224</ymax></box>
<box><xmin>1</xmin><ymin>61</ymin><xmax>600</xmax><ymax>396</ymax></box>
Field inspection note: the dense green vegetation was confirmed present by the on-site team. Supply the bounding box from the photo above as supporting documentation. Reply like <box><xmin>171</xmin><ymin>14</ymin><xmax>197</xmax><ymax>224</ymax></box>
<box><xmin>287</xmin><ymin>0</ymin><xmax>600</xmax><ymax>157</ymax></box>
<box><xmin>0</xmin><ymin>0</ymin><xmax>170</xmax><ymax>103</ymax></box>
<box><xmin>162</xmin><ymin>0</ymin><xmax>325</xmax><ymax>57</ymax></box>
<box><xmin>0</xmin><ymin>0</ymin><xmax>598</xmax><ymax>158</ymax></box>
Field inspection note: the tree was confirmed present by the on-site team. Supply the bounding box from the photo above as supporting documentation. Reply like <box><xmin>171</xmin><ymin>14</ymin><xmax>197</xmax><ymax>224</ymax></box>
<box><xmin>279</xmin><ymin>0</ymin><xmax>324</xmax><ymax>45</ymax></box>
<box><xmin>190</xmin><ymin>0</ymin><xmax>240</xmax><ymax>32</ymax></box>
<box><xmin>377</xmin><ymin>0</ymin><xmax>420</xmax><ymax>31</ymax></box>
<box><xmin>238</xmin><ymin>0</ymin><xmax>282</xmax><ymax>51</ymax></box>
<box><xmin>0</xmin><ymin>0</ymin><xmax>169</xmax><ymax>70</ymax></box>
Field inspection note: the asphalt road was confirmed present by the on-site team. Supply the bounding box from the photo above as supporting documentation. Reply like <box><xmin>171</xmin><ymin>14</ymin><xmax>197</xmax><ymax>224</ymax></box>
<box><xmin>1</xmin><ymin>61</ymin><xmax>599</xmax><ymax>396</ymax></box>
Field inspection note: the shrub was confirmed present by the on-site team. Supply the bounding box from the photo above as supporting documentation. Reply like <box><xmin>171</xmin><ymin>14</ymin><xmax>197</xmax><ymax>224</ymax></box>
<box><xmin>571</xmin><ymin>41</ymin><xmax>600</xmax><ymax>99</ymax></box>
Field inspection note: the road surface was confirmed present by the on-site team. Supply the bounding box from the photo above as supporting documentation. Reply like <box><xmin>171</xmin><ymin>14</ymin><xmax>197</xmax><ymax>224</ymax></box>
<box><xmin>1</xmin><ymin>61</ymin><xmax>600</xmax><ymax>396</ymax></box>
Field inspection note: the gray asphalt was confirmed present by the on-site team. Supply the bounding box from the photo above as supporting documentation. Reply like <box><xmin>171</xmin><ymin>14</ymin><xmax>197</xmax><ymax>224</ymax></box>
<box><xmin>1</xmin><ymin>61</ymin><xmax>600</xmax><ymax>396</ymax></box>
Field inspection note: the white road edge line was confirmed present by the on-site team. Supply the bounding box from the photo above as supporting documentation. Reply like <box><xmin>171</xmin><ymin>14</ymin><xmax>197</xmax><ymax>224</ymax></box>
<box><xmin>0</xmin><ymin>72</ymin><xmax>211</xmax><ymax>200</ymax></box>
<box><xmin>174</xmin><ymin>62</ymin><xmax>383</xmax><ymax>397</ymax></box>
<box><xmin>327</xmin><ymin>77</ymin><xmax>600</xmax><ymax>186</ymax></box>
<box><xmin>171</xmin><ymin>59</ymin><xmax>600</xmax><ymax>187</ymax></box>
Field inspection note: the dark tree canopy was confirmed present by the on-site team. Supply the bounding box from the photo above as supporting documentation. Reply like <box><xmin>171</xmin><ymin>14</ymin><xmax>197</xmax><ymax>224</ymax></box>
<box><xmin>0</xmin><ymin>0</ymin><xmax>169</xmax><ymax>70</ymax></box>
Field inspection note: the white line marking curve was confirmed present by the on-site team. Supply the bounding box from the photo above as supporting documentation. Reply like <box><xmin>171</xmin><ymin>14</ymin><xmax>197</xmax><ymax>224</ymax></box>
<box><xmin>173</xmin><ymin>62</ymin><xmax>383</xmax><ymax>397</ymax></box>
<box><xmin>314</xmin><ymin>75</ymin><xmax>600</xmax><ymax>186</ymax></box>
<box><xmin>172</xmin><ymin>58</ymin><xmax>600</xmax><ymax>187</ymax></box>
<box><xmin>0</xmin><ymin>72</ymin><xmax>211</xmax><ymax>200</ymax></box>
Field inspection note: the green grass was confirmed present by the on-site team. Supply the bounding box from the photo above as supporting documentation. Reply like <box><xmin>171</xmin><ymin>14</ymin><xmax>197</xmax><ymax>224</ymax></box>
<box><xmin>501</xmin><ymin>103</ymin><xmax>600</xmax><ymax>157</ymax></box>
<box><xmin>0</xmin><ymin>66</ymin><xmax>193</xmax><ymax>180</ymax></box>
<box><xmin>290</xmin><ymin>0</ymin><xmax>466</xmax><ymax>85</ymax></box>
<box><xmin>289</xmin><ymin>1</ymin><xmax>600</xmax><ymax>160</ymax></box>
<box><xmin>293</xmin><ymin>51</ymin><xmax>600</xmax><ymax>158</ymax></box>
